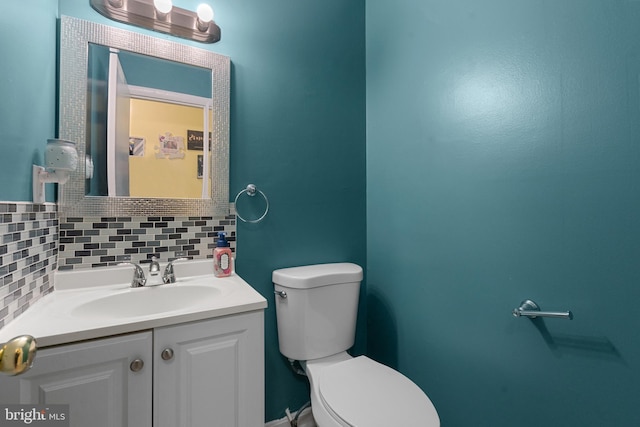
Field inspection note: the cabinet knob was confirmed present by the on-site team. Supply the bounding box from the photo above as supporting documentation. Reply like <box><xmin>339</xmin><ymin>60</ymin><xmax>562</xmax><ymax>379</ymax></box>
<box><xmin>161</xmin><ymin>348</ymin><xmax>174</xmax><ymax>361</ymax></box>
<box><xmin>130</xmin><ymin>358</ymin><xmax>144</xmax><ymax>372</ymax></box>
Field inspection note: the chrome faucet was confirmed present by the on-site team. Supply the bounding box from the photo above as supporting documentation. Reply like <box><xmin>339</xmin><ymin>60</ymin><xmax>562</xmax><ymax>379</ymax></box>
<box><xmin>149</xmin><ymin>256</ymin><xmax>161</xmax><ymax>276</ymax></box>
<box><xmin>162</xmin><ymin>257</ymin><xmax>189</xmax><ymax>284</ymax></box>
<box><xmin>119</xmin><ymin>262</ymin><xmax>147</xmax><ymax>288</ymax></box>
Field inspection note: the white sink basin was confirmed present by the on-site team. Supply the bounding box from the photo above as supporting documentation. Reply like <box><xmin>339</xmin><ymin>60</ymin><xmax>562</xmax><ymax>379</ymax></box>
<box><xmin>71</xmin><ymin>285</ymin><xmax>222</xmax><ymax>319</ymax></box>
<box><xmin>0</xmin><ymin>259</ymin><xmax>268</xmax><ymax>348</ymax></box>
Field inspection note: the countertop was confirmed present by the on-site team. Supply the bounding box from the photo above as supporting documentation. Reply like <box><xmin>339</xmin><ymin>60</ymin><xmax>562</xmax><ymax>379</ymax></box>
<box><xmin>0</xmin><ymin>260</ymin><xmax>267</xmax><ymax>348</ymax></box>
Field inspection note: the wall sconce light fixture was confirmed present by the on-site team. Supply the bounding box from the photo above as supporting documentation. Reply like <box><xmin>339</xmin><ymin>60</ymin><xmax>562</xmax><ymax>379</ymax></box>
<box><xmin>153</xmin><ymin>0</ymin><xmax>173</xmax><ymax>20</ymax></box>
<box><xmin>90</xmin><ymin>0</ymin><xmax>221</xmax><ymax>44</ymax></box>
<box><xmin>33</xmin><ymin>139</ymin><xmax>79</xmax><ymax>204</ymax></box>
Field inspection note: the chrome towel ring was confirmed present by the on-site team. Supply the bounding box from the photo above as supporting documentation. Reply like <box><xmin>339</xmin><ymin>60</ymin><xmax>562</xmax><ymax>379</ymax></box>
<box><xmin>234</xmin><ymin>184</ymin><xmax>269</xmax><ymax>223</ymax></box>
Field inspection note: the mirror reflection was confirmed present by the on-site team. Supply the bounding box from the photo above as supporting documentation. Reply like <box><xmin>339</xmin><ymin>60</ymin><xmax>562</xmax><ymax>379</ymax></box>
<box><xmin>86</xmin><ymin>44</ymin><xmax>213</xmax><ymax>199</ymax></box>
<box><xmin>58</xmin><ymin>15</ymin><xmax>230</xmax><ymax>217</ymax></box>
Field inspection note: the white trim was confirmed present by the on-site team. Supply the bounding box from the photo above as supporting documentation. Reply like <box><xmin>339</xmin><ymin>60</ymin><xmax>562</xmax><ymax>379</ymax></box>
<box><xmin>265</xmin><ymin>406</ymin><xmax>316</xmax><ymax>427</ymax></box>
<box><xmin>106</xmin><ymin>49</ymin><xmax>121</xmax><ymax>197</ymax></box>
<box><xmin>201</xmin><ymin>100</ymin><xmax>211</xmax><ymax>198</ymax></box>
<box><xmin>127</xmin><ymin>85</ymin><xmax>211</xmax><ymax>109</ymax></box>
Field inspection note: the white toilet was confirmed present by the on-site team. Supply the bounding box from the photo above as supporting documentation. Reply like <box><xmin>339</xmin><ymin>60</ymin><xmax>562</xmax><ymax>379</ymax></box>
<box><xmin>273</xmin><ymin>263</ymin><xmax>440</xmax><ymax>427</ymax></box>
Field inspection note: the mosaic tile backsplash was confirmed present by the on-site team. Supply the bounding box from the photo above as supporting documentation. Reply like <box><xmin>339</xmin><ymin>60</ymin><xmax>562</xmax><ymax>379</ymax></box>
<box><xmin>58</xmin><ymin>213</ymin><xmax>236</xmax><ymax>270</ymax></box>
<box><xmin>0</xmin><ymin>201</ymin><xmax>236</xmax><ymax>328</ymax></box>
<box><xmin>0</xmin><ymin>203</ymin><xmax>58</xmax><ymax>329</ymax></box>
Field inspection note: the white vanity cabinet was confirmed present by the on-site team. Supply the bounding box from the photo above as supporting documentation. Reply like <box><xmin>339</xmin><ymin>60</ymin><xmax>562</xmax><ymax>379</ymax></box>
<box><xmin>154</xmin><ymin>311</ymin><xmax>265</xmax><ymax>427</ymax></box>
<box><xmin>0</xmin><ymin>331</ymin><xmax>153</xmax><ymax>426</ymax></box>
<box><xmin>0</xmin><ymin>311</ymin><xmax>264</xmax><ymax>427</ymax></box>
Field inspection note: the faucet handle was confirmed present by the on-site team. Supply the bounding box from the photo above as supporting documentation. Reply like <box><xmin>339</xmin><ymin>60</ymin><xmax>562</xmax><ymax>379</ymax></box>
<box><xmin>119</xmin><ymin>262</ymin><xmax>147</xmax><ymax>288</ymax></box>
<box><xmin>162</xmin><ymin>257</ymin><xmax>189</xmax><ymax>284</ymax></box>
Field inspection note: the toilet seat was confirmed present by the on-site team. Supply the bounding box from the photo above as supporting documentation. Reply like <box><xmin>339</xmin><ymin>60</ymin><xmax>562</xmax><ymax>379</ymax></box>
<box><xmin>317</xmin><ymin>356</ymin><xmax>440</xmax><ymax>427</ymax></box>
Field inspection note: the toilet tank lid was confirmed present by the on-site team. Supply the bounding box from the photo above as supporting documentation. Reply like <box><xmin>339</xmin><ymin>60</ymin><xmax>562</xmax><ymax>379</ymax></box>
<box><xmin>272</xmin><ymin>263</ymin><xmax>363</xmax><ymax>289</ymax></box>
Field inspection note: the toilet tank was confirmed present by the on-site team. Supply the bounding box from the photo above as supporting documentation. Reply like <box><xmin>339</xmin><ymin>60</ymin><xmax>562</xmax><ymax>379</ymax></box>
<box><xmin>273</xmin><ymin>263</ymin><xmax>363</xmax><ymax>361</ymax></box>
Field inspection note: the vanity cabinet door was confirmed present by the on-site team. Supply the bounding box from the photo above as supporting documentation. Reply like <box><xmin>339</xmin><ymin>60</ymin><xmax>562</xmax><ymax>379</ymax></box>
<box><xmin>153</xmin><ymin>311</ymin><xmax>264</xmax><ymax>427</ymax></box>
<box><xmin>0</xmin><ymin>331</ymin><xmax>152</xmax><ymax>427</ymax></box>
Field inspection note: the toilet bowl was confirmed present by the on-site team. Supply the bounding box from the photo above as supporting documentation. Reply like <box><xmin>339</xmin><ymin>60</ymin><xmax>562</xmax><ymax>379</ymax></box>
<box><xmin>303</xmin><ymin>352</ymin><xmax>439</xmax><ymax>427</ymax></box>
<box><xmin>273</xmin><ymin>263</ymin><xmax>440</xmax><ymax>426</ymax></box>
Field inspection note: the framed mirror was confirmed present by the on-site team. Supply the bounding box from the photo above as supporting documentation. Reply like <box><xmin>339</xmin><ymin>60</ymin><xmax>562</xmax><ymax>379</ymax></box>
<box><xmin>58</xmin><ymin>15</ymin><xmax>229</xmax><ymax>217</ymax></box>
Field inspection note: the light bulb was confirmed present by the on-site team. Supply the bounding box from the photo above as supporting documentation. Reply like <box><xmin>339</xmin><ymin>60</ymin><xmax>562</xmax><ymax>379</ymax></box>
<box><xmin>154</xmin><ymin>0</ymin><xmax>173</xmax><ymax>15</ymax></box>
<box><xmin>197</xmin><ymin>4</ymin><xmax>214</xmax><ymax>23</ymax></box>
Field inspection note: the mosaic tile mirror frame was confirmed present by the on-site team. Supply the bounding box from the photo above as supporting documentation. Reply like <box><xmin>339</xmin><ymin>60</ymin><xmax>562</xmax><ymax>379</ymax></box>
<box><xmin>58</xmin><ymin>15</ymin><xmax>230</xmax><ymax>218</ymax></box>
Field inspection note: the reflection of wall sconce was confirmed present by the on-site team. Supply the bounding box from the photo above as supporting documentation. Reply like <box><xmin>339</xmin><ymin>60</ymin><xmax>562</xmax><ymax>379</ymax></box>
<box><xmin>32</xmin><ymin>139</ymin><xmax>79</xmax><ymax>204</ymax></box>
<box><xmin>90</xmin><ymin>0</ymin><xmax>221</xmax><ymax>44</ymax></box>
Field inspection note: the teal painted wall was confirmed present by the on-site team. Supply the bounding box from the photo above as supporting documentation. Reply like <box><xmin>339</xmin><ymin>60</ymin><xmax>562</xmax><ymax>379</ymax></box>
<box><xmin>214</xmin><ymin>0</ymin><xmax>367</xmax><ymax>419</ymax></box>
<box><xmin>119</xmin><ymin>50</ymin><xmax>212</xmax><ymax>97</ymax></box>
<box><xmin>367</xmin><ymin>1</ymin><xmax>640</xmax><ymax>426</ymax></box>
<box><xmin>0</xmin><ymin>0</ymin><xmax>366</xmax><ymax>421</ymax></box>
<box><xmin>0</xmin><ymin>0</ymin><xmax>58</xmax><ymax>201</ymax></box>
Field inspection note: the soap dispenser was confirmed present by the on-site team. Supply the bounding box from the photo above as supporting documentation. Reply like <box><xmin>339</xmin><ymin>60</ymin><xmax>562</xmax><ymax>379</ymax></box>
<box><xmin>213</xmin><ymin>232</ymin><xmax>232</xmax><ymax>277</ymax></box>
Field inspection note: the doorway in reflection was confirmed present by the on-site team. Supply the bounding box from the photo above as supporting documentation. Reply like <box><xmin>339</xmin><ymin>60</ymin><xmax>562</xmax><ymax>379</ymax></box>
<box><xmin>86</xmin><ymin>44</ymin><xmax>213</xmax><ymax>199</ymax></box>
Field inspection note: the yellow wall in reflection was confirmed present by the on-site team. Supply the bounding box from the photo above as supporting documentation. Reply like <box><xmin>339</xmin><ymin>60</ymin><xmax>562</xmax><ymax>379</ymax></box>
<box><xmin>128</xmin><ymin>99</ymin><xmax>211</xmax><ymax>198</ymax></box>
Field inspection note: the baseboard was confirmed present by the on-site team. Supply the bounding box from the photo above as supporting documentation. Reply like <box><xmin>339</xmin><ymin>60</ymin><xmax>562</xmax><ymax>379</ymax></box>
<box><xmin>265</xmin><ymin>406</ymin><xmax>316</xmax><ymax>427</ymax></box>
